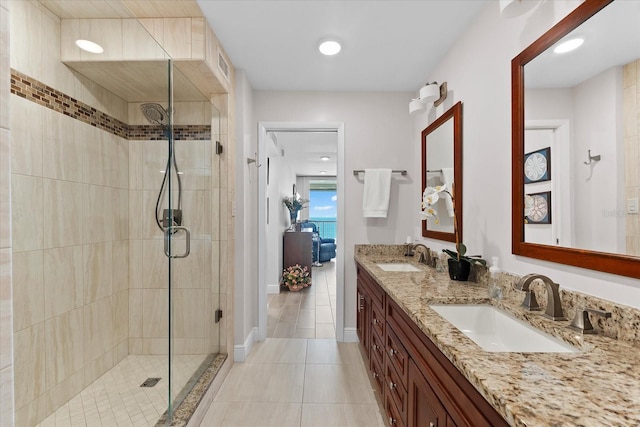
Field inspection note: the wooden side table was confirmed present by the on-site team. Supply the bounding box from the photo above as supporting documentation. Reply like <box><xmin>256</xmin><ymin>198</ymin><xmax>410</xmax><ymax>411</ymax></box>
<box><xmin>283</xmin><ymin>231</ymin><xmax>313</xmax><ymax>278</ymax></box>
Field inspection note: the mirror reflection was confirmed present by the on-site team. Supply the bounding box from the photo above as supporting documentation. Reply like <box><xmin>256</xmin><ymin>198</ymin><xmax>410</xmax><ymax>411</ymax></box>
<box><xmin>422</xmin><ymin>101</ymin><xmax>462</xmax><ymax>243</ymax></box>
<box><xmin>522</xmin><ymin>0</ymin><xmax>640</xmax><ymax>257</ymax></box>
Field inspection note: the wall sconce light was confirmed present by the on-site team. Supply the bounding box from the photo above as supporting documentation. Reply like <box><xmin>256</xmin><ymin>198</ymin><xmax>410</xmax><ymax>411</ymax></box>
<box><xmin>499</xmin><ymin>0</ymin><xmax>540</xmax><ymax>19</ymax></box>
<box><xmin>420</xmin><ymin>82</ymin><xmax>440</xmax><ymax>104</ymax></box>
<box><xmin>409</xmin><ymin>98</ymin><xmax>425</xmax><ymax>114</ymax></box>
<box><xmin>410</xmin><ymin>82</ymin><xmax>448</xmax><ymax>114</ymax></box>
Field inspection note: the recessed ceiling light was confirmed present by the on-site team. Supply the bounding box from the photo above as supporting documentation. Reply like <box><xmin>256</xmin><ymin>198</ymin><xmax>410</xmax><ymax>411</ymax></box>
<box><xmin>553</xmin><ymin>38</ymin><xmax>584</xmax><ymax>54</ymax></box>
<box><xmin>318</xmin><ymin>40</ymin><xmax>341</xmax><ymax>56</ymax></box>
<box><xmin>320</xmin><ymin>156</ymin><xmax>330</xmax><ymax>161</ymax></box>
<box><xmin>75</xmin><ymin>39</ymin><xmax>104</xmax><ymax>54</ymax></box>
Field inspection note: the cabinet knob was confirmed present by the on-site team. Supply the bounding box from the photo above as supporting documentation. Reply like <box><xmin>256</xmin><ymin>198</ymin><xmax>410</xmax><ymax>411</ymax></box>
<box><xmin>373</xmin><ymin>372</ymin><xmax>379</xmax><ymax>379</ymax></box>
<box><xmin>389</xmin><ymin>381</ymin><xmax>396</xmax><ymax>390</ymax></box>
<box><xmin>373</xmin><ymin>318</ymin><xmax>379</xmax><ymax>324</ymax></box>
<box><xmin>430</xmin><ymin>423</ymin><xmax>435</xmax><ymax>427</ymax></box>
<box><xmin>389</xmin><ymin>348</ymin><xmax>397</xmax><ymax>357</ymax></box>
<box><xmin>373</xmin><ymin>344</ymin><xmax>379</xmax><ymax>351</ymax></box>
<box><xmin>389</xmin><ymin>417</ymin><xmax>396</xmax><ymax>425</ymax></box>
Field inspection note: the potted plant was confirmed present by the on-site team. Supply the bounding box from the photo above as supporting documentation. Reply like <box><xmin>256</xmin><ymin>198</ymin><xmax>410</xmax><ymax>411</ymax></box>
<box><xmin>420</xmin><ymin>184</ymin><xmax>486</xmax><ymax>281</ymax></box>
<box><xmin>281</xmin><ymin>264</ymin><xmax>311</xmax><ymax>291</ymax></box>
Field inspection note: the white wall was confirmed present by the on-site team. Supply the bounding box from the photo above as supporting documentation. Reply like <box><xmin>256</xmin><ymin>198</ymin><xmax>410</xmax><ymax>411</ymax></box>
<box><xmin>254</xmin><ymin>91</ymin><xmax>415</xmax><ymax>329</ymax></box>
<box><xmin>572</xmin><ymin>67</ymin><xmax>624</xmax><ymax>253</ymax></box>
<box><xmin>412</xmin><ymin>1</ymin><xmax>640</xmax><ymax>307</ymax></box>
<box><xmin>233</xmin><ymin>70</ymin><xmax>258</xmax><ymax>347</ymax></box>
<box><xmin>267</xmin><ymin>135</ymin><xmax>296</xmax><ymax>291</ymax></box>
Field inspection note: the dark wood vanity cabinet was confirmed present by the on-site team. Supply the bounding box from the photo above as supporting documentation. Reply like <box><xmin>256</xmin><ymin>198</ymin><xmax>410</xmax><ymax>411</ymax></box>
<box><xmin>356</xmin><ymin>263</ymin><xmax>508</xmax><ymax>427</ymax></box>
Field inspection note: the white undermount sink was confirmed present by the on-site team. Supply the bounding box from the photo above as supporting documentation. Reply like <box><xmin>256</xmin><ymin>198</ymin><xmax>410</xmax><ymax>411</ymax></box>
<box><xmin>429</xmin><ymin>304</ymin><xmax>579</xmax><ymax>353</ymax></box>
<box><xmin>376</xmin><ymin>263</ymin><xmax>421</xmax><ymax>272</ymax></box>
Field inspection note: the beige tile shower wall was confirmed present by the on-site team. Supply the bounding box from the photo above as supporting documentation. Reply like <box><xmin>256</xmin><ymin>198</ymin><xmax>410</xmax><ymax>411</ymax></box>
<box><xmin>10</xmin><ymin>95</ymin><xmax>130</xmax><ymax>427</ymax></box>
<box><xmin>1</xmin><ymin>1</ymin><xmax>14</xmax><ymax>426</ymax></box>
<box><xmin>128</xmin><ymin>101</ymin><xmax>218</xmax><ymax>355</ymax></box>
<box><xmin>8</xmin><ymin>3</ymin><xmax>131</xmax><ymax>420</ymax></box>
<box><xmin>623</xmin><ymin>60</ymin><xmax>640</xmax><ymax>256</ymax></box>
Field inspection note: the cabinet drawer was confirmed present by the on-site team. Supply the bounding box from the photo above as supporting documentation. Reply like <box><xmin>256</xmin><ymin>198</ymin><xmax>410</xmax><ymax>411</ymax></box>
<box><xmin>386</xmin><ymin>357</ymin><xmax>407</xmax><ymax>425</ymax></box>
<box><xmin>371</xmin><ymin>327</ymin><xmax>385</xmax><ymax>367</ymax></box>
<box><xmin>386</xmin><ymin>325</ymin><xmax>409</xmax><ymax>387</ymax></box>
<box><xmin>370</xmin><ymin>347</ymin><xmax>385</xmax><ymax>396</ymax></box>
<box><xmin>357</xmin><ymin>266</ymin><xmax>385</xmax><ymax>311</ymax></box>
<box><xmin>371</xmin><ymin>302</ymin><xmax>385</xmax><ymax>339</ymax></box>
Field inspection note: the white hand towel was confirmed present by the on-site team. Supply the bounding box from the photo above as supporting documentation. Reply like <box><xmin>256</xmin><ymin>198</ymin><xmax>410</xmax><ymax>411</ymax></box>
<box><xmin>362</xmin><ymin>168</ymin><xmax>392</xmax><ymax>218</ymax></box>
<box><xmin>440</xmin><ymin>168</ymin><xmax>455</xmax><ymax>217</ymax></box>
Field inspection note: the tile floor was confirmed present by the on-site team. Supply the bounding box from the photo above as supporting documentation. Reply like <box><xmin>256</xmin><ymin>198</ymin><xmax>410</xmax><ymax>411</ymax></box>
<box><xmin>198</xmin><ymin>338</ymin><xmax>385</xmax><ymax>427</ymax></box>
<box><xmin>268</xmin><ymin>261</ymin><xmax>337</xmax><ymax>339</ymax></box>
<box><xmin>36</xmin><ymin>354</ymin><xmax>207</xmax><ymax>427</ymax></box>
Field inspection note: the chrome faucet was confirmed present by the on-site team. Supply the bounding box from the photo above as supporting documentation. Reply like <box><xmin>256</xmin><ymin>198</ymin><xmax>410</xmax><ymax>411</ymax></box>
<box><xmin>408</xmin><ymin>243</ymin><xmax>430</xmax><ymax>265</ymax></box>
<box><xmin>514</xmin><ymin>274</ymin><xmax>567</xmax><ymax>320</ymax></box>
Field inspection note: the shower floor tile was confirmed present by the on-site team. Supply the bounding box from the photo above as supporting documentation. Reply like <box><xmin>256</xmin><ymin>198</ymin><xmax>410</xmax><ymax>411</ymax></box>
<box><xmin>37</xmin><ymin>354</ymin><xmax>207</xmax><ymax>427</ymax></box>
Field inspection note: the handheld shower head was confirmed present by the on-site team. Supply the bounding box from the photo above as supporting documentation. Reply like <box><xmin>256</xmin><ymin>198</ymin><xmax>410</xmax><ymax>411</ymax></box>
<box><xmin>140</xmin><ymin>103</ymin><xmax>169</xmax><ymax>128</ymax></box>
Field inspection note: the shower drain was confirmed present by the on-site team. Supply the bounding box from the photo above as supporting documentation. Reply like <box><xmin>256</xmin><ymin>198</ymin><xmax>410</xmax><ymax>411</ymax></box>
<box><xmin>140</xmin><ymin>378</ymin><xmax>161</xmax><ymax>387</ymax></box>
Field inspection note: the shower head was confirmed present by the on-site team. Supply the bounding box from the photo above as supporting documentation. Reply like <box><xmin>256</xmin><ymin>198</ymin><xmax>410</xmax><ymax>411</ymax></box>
<box><xmin>140</xmin><ymin>103</ymin><xmax>170</xmax><ymax>127</ymax></box>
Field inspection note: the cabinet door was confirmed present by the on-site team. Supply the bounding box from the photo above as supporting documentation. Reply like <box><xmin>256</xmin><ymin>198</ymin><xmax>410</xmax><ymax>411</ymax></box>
<box><xmin>356</xmin><ymin>282</ymin><xmax>370</xmax><ymax>354</ymax></box>
<box><xmin>407</xmin><ymin>360</ymin><xmax>447</xmax><ymax>427</ymax></box>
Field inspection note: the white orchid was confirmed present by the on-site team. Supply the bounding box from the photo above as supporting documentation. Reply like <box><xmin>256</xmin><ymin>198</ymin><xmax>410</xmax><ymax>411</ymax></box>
<box><xmin>420</xmin><ymin>183</ymin><xmax>486</xmax><ymax>269</ymax></box>
<box><xmin>419</xmin><ymin>206</ymin><xmax>439</xmax><ymax>223</ymax></box>
<box><xmin>421</xmin><ymin>184</ymin><xmax>449</xmax><ymax>213</ymax></box>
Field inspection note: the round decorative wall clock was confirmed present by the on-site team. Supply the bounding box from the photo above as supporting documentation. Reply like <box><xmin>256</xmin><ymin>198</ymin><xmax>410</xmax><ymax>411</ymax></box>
<box><xmin>528</xmin><ymin>194</ymin><xmax>548</xmax><ymax>222</ymax></box>
<box><xmin>523</xmin><ymin>147</ymin><xmax>551</xmax><ymax>183</ymax></box>
<box><xmin>524</xmin><ymin>152</ymin><xmax>547</xmax><ymax>182</ymax></box>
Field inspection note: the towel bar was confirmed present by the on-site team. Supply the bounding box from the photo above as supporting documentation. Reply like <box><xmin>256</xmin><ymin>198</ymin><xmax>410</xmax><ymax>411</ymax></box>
<box><xmin>353</xmin><ymin>170</ymin><xmax>407</xmax><ymax>176</ymax></box>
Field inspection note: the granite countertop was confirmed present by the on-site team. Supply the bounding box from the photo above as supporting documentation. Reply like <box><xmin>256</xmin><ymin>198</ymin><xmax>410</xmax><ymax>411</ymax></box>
<box><xmin>355</xmin><ymin>249</ymin><xmax>640</xmax><ymax>427</ymax></box>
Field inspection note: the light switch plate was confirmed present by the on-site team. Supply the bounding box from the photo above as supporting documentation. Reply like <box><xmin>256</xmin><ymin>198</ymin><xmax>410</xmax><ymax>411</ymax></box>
<box><xmin>627</xmin><ymin>198</ymin><xmax>639</xmax><ymax>214</ymax></box>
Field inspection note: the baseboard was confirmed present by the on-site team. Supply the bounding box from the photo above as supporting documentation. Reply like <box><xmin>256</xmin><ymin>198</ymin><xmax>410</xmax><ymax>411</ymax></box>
<box><xmin>267</xmin><ymin>283</ymin><xmax>280</xmax><ymax>295</ymax></box>
<box><xmin>233</xmin><ymin>327</ymin><xmax>258</xmax><ymax>362</ymax></box>
<box><xmin>342</xmin><ymin>327</ymin><xmax>359</xmax><ymax>343</ymax></box>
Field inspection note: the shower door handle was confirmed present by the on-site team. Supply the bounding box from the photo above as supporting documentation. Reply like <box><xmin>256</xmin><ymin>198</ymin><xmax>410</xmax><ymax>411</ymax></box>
<box><xmin>163</xmin><ymin>226</ymin><xmax>191</xmax><ymax>258</ymax></box>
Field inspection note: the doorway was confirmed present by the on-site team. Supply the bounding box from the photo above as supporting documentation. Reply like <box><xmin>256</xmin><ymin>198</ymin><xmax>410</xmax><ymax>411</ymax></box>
<box><xmin>257</xmin><ymin>122</ymin><xmax>345</xmax><ymax>342</ymax></box>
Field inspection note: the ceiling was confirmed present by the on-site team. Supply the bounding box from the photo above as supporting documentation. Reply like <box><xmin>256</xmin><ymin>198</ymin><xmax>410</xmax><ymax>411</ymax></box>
<box><xmin>196</xmin><ymin>0</ymin><xmax>487</xmax><ymax>92</ymax></box>
<box><xmin>274</xmin><ymin>131</ymin><xmax>338</xmax><ymax>177</ymax></box>
<box><xmin>526</xmin><ymin>0</ymin><xmax>640</xmax><ymax>89</ymax></box>
<box><xmin>195</xmin><ymin>1</ymin><xmax>487</xmax><ymax>177</ymax></box>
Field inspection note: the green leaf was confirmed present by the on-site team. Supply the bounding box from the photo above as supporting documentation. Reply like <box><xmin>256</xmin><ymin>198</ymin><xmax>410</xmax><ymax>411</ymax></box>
<box><xmin>442</xmin><ymin>249</ymin><xmax>457</xmax><ymax>259</ymax></box>
<box><xmin>458</xmin><ymin>243</ymin><xmax>467</xmax><ymax>256</ymax></box>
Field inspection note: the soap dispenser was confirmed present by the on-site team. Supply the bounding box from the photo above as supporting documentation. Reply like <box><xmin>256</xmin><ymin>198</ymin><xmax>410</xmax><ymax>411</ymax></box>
<box><xmin>488</xmin><ymin>256</ymin><xmax>503</xmax><ymax>300</ymax></box>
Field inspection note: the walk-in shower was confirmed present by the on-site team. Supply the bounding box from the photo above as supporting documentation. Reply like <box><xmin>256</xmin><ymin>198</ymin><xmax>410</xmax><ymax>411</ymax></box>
<box><xmin>7</xmin><ymin>5</ymin><xmax>225</xmax><ymax>425</ymax></box>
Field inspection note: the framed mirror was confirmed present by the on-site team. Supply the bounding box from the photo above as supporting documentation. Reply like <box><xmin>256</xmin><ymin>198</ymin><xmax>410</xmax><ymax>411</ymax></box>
<box><xmin>512</xmin><ymin>0</ymin><xmax>640</xmax><ymax>279</ymax></box>
<box><xmin>422</xmin><ymin>101</ymin><xmax>463</xmax><ymax>243</ymax></box>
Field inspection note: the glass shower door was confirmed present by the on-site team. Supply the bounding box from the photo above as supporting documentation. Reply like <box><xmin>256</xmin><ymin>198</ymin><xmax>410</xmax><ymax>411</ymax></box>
<box><xmin>164</xmin><ymin>62</ymin><xmax>222</xmax><ymax>423</ymax></box>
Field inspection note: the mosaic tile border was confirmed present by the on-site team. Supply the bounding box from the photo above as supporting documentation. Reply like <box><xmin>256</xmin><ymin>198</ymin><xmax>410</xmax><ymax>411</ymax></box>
<box><xmin>10</xmin><ymin>69</ymin><xmax>211</xmax><ymax>141</ymax></box>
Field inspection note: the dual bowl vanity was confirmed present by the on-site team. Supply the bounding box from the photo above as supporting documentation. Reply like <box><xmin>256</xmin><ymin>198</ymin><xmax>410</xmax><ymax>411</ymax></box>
<box><xmin>355</xmin><ymin>245</ymin><xmax>639</xmax><ymax>427</ymax></box>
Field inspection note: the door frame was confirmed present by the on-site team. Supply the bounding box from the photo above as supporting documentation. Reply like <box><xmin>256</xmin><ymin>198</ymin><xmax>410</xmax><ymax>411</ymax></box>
<box><xmin>257</xmin><ymin>121</ymin><xmax>345</xmax><ymax>341</ymax></box>
<box><xmin>524</xmin><ymin>119</ymin><xmax>571</xmax><ymax>247</ymax></box>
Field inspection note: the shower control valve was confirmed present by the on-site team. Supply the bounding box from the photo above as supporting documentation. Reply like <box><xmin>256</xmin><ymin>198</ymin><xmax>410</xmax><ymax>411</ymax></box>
<box><xmin>162</xmin><ymin>209</ymin><xmax>183</xmax><ymax>228</ymax></box>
